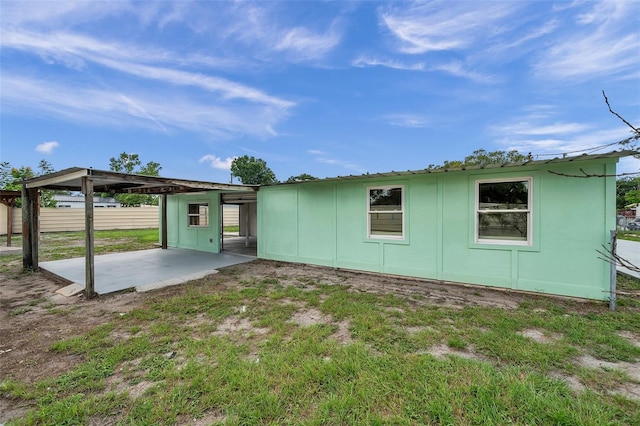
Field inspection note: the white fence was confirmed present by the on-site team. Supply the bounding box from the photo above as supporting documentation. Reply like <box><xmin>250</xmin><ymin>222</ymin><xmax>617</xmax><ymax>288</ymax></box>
<box><xmin>1</xmin><ymin>204</ymin><xmax>240</xmax><ymax>235</ymax></box>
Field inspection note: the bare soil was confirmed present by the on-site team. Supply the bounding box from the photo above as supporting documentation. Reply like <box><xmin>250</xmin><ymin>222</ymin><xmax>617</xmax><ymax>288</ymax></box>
<box><xmin>0</xmin><ymin>257</ymin><xmax>637</xmax><ymax>422</ymax></box>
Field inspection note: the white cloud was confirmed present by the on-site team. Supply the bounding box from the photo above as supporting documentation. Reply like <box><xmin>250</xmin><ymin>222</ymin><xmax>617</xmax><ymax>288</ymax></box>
<box><xmin>1</xmin><ymin>75</ymin><xmax>288</xmax><ymax>139</ymax></box>
<box><xmin>308</xmin><ymin>150</ymin><xmax>365</xmax><ymax>174</ymax></box>
<box><xmin>534</xmin><ymin>1</ymin><xmax>640</xmax><ymax>81</ymax></box>
<box><xmin>35</xmin><ymin>141</ymin><xmax>60</xmax><ymax>154</ymax></box>
<box><xmin>383</xmin><ymin>114</ymin><xmax>430</xmax><ymax>128</ymax></box>
<box><xmin>199</xmin><ymin>155</ymin><xmax>235</xmax><ymax>170</ymax></box>
<box><xmin>430</xmin><ymin>61</ymin><xmax>496</xmax><ymax>84</ymax></box>
<box><xmin>352</xmin><ymin>56</ymin><xmax>425</xmax><ymax>71</ymax></box>
<box><xmin>379</xmin><ymin>2</ymin><xmax>521</xmax><ymax>54</ymax></box>
<box><xmin>275</xmin><ymin>25</ymin><xmax>342</xmax><ymax>61</ymax></box>
<box><xmin>490</xmin><ymin>114</ymin><xmax>633</xmax><ymax>157</ymax></box>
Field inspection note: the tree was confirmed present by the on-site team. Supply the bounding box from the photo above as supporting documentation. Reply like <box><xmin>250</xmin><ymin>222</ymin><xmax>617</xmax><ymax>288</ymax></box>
<box><xmin>427</xmin><ymin>149</ymin><xmax>529</xmax><ymax>169</ymax></box>
<box><xmin>286</xmin><ymin>173</ymin><xmax>318</xmax><ymax>183</ymax></box>
<box><xmin>617</xmin><ymin>176</ymin><xmax>640</xmax><ymax>210</ymax></box>
<box><xmin>108</xmin><ymin>152</ymin><xmax>162</xmax><ymax>206</ymax></box>
<box><xmin>0</xmin><ymin>160</ymin><xmax>61</xmax><ymax>207</ymax></box>
<box><xmin>230</xmin><ymin>155</ymin><xmax>278</xmax><ymax>185</ymax></box>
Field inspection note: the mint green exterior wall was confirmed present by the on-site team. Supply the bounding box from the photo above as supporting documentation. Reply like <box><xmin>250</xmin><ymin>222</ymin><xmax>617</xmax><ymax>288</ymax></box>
<box><xmin>164</xmin><ymin>193</ymin><xmax>220</xmax><ymax>253</ymax></box>
<box><xmin>258</xmin><ymin>158</ymin><xmax>618</xmax><ymax>300</ymax></box>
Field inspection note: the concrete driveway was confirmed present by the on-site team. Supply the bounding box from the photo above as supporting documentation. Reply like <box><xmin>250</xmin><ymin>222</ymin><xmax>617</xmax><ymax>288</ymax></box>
<box><xmin>617</xmin><ymin>239</ymin><xmax>640</xmax><ymax>280</ymax></box>
<box><xmin>40</xmin><ymin>248</ymin><xmax>255</xmax><ymax>295</ymax></box>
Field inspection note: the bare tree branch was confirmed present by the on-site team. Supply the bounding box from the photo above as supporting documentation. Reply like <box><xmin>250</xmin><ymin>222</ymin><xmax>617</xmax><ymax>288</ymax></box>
<box><xmin>603</xmin><ymin>90</ymin><xmax>640</xmax><ymax>133</ymax></box>
<box><xmin>597</xmin><ymin>244</ymin><xmax>640</xmax><ymax>273</ymax></box>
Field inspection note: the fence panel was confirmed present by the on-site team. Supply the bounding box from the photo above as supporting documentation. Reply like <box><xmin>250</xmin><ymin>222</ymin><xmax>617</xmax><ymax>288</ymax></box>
<box><xmin>1</xmin><ymin>204</ymin><xmax>240</xmax><ymax>234</ymax></box>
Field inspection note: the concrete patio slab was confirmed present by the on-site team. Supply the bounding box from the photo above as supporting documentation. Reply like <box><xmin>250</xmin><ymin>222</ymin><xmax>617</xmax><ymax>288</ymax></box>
<box><xmin>40</xmin><ymin>248</ymin><xmax>255</xmax><ymax>295</ymax></box>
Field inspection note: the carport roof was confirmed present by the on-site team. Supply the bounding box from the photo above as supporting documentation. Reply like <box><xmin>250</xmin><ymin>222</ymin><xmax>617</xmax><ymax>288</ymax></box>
<box><xmin>23</xmin><ymin>167</ymin><xmax>257</xmax><ymax>195</ymax></box>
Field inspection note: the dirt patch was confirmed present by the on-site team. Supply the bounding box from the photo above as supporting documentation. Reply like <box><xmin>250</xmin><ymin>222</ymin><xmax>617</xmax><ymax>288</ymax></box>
<box><xmin>213</xmin><ymin>316</ymin><xmax>269</xmax><ymax>336</ymax></box>
<box><xmin>517</xmin><ymin>329</ymin><xmax>561</xmax><ymax>344</ymax></box>
<box><xmin>0</xmin><ymin>258</ymin><xmax>634</xmax><ymax>422</ymax></box>
<box><xmin>288</xmin><ymin>308</ymin><xmax>332</xmax><ymax>327</ymax></box>
<box><xmin>425</xmin><ymin>344</ymin><xmax>483</xmax><ymax>361</ymax></box>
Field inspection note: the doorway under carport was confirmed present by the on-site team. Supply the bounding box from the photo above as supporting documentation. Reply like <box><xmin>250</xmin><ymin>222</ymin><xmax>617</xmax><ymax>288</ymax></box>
<box><xmin>221</xmin><ymin>192</ymin><xmax>257</xmax><ymax>257</ymax></box>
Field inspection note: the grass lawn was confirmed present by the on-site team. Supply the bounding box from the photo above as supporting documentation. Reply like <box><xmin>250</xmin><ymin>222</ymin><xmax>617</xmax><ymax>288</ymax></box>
<box><xmin>618</xmin><ymin>230</ymin><xmax>640</xmax><ymax>243</ymax></box>
<box><xmin>1</xmin><ymin>229</ymin><xmax>639</xmax><ymax>425</ymax></box>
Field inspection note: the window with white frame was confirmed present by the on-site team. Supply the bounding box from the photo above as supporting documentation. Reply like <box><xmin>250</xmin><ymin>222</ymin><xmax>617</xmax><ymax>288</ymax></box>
<box><xmin>187</xmin><ymin>203</ymin><xmax>209</xmax><ymax>227</ymax></box>
<box><xmin>476</xmin><ymin>178</ymin><xmax>531</xmax><ymax>244</ymax></box>
<box><xmin>368</xmin><ymin>186</ymin><xmax>404</xmax><ymax>239</ymax></box>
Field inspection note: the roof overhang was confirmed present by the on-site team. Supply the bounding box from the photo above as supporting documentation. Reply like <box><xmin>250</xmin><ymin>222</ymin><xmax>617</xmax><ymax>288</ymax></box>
<box><xmin>270</xmin><ymin>150</ymin><xmax>637</xmax><ymax>186</ymax></box>
<box><xmin>23</xmin><ymin>168</ymin><xmax>258</xmax><ymax>195</ymax></box>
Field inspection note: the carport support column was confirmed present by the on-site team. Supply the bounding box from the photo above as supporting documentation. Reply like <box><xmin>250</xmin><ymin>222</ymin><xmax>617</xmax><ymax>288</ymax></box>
<box><xmin>245</xmin><ymin>204</ymin><xmax>250</xmax><ymax>247</ymax></box>
<box><xmin>161</xmin><ymin>194</ymin><xmax>168</xmax><ymax>249</ymax></box>
<box><xmin>21</xmin><ymin>186</ymin><xmax>39</xmax><ymax>271</ymax></box>
<box><xmin>82</xmin><ymin>177</ymin><xmax>96</xmax><ymax>298</ymax></box>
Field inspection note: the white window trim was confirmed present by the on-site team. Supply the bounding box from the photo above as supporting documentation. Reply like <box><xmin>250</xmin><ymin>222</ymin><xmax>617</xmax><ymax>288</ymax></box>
<box><xmin>367</xmin><ymin>185</ymin><xmax>405</xmax><ymax>240</ymax></box>
<box><xmin>475</xmin><ymin>177</ymin><xmax>532</xmax><ymax>246</ymax></box>
<box><xmin>187</xmin><ymin>202</ymin><xmax>209</xmax><ymax>228</ymax></box>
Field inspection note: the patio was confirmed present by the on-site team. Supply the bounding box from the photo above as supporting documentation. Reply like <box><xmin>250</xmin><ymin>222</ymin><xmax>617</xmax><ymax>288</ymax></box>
<box><xmin>40</xmin><ymin>247</ymin><xmax>255</xmax><ymax>295</ymax></box>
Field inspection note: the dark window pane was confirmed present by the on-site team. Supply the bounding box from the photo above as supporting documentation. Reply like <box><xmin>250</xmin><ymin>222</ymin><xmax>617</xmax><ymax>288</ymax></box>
<box><xmin>370</xmin><ymin>212</ymin><xmax>403</xmax><ymax>236</ymax></box>
<box><xmin>370</xmin><ymin>187</ymin><xmax>402</xmax><ymax>211</ymax></box>
<box><xmin>478</xmin><ymin>181</ymin><xmax>528</xmax><ymax>210</ymax></box>
<box><xmin>478</xmin><ymin>212</ymin><xmax>528</xmax><ymax>241</ymax></box>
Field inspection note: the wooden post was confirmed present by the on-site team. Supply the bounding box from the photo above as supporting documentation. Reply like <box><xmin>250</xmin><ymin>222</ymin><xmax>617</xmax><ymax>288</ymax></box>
<box><xmin>82</xmin><ymin>177</ymin><xmax>96</xmax><ymax>298</ymax></box>
<box><xmin>6</xmin><ymin>200</ymin><xmax>13</xmax><ymax>247</ymax></box>
<box><xmin>21</xmin><ymin>185</ymin><xmax>33</xmax><ymax>270</ymax></box>
<box><xmin>31</xmin><ymin>189</ymin><xmax>39</xmax><ymax>270</ymax></box>
<box><xmin>21</xmin><ymin>187</ymin><xmax>40</xmax><ymax>271</ymax></box>
<box><xmin>245</xmin><ymin>204</ymin><xmax>250</xmax><ymax>247</ymax></box>
<box><xmin>161</xmin><ymin>194</ymin><xmax>168</xmax><ymax>249</ymax></box>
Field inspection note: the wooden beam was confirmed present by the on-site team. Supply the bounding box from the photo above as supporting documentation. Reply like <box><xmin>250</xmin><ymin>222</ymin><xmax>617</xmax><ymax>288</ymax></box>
<box><xmin>20</xmin><ymin>188</ymin><xmax>40</xmax><ymax>271</ymax></box>
<box><xmin>21</xmin><ymin>185</ymin><xmax>33</xmax><ymax>270</ymax></box>
<box><xmin>6</xmin><ymin>200</ymin><xmax>13</xmax><ymax>247</ymax></box>
<box><xmin>161</xmin><ymin>194</ymin><xmax>168</xmax><ymax>249</ymax></box>
<box><xmin>82</xmin><ymin>177</ymin><xmax>96</xmax><ymax>299</ymax></box>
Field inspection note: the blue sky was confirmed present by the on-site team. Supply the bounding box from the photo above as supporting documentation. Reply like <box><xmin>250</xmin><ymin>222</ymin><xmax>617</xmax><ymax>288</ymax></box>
<box><xmin>1</xmin><ymin>0</ymin><xmax>639</xmax><ymax>183</ymax></box>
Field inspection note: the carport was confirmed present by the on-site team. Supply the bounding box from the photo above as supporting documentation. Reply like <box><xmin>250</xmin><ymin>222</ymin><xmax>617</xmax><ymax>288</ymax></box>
<box><xmin>22</xmin><ymin>168</ymin><xmax>257</xmax><ymax>297</ymax></box>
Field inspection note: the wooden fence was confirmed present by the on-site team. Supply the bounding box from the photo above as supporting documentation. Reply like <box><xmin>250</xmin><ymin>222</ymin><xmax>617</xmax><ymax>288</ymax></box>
<box><xmin>1</xmin><ymin>205</ymin><xmax>240</xmax><ymax>235</ymax></box>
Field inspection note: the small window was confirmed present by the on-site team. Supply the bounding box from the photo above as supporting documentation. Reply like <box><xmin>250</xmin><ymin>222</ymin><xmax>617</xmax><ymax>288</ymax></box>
<box><xmin>368</xmin><ymin>186</ymin><xmax>404</xmax><ymax>239</ymax></box>
<box><xmin>188</xmin><ymin>203</ymin><xmax>209</xmax><ymax>227</ymax></box>
<box><xmin>476</xmin><ymin>178</ymin><xmax>531</xmax><ymax>244</ymax></box>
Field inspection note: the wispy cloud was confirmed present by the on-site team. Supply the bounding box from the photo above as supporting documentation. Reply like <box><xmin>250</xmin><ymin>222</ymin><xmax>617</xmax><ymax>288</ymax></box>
<box><xmin>352</xmin><ymin>56</ymin><xmax>425</xmax><ymax>71</ymax></box>
<box><xmin>199</xmin><ymin>154</ymin><xmax>235</xmax><ymax>170</ymax></box>
<box><xmin>35</xmin><ymin>141</ymin><xmax>60</xmax><ymax>154</ymax></box>
<box><xmin>1</xmin><ymin>76</ymin><xmax>288</xmax><ymax>139</ymax></box>
<box><xmin>307</xmin><ymin>150</ymin><xmax>365</xmax><ymax>174</ymax></box>
<box><xmin>275</xmin><ymin>24</ymin><xmax>342</xmax><ymax>61</ymax></box>
<box><xmin>534</xmin><ymin>1</ymin><xmax>640</xmax><ymax>81</ymax></box>
<box><xmin>382</xmin><ymin>114</ymin><xmax>430</xmax><ymax>128</ymax></box>
<box><xmin>379</xmin><ymin>2</ymin><xmax>521</xmax><ymax>54</ymax></box>
<box><xmin>489</xmin><ymin>111</ymin><xmax>632</xmax><ymax>156</ymax></box>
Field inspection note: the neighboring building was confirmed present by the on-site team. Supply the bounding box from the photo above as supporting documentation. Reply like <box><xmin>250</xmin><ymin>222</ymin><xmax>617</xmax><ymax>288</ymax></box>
<box><xmin>53</xmin><ymin>194</ymin><xmax>121</xmax><ymax>208</ymax></box>
<box><xmin>165</xmin><ymin>151</ymin><xmax>624</xmax><ymax>301</ymax></box>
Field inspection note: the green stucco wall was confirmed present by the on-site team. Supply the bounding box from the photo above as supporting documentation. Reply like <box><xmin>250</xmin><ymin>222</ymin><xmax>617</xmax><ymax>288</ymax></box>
<box><xmin>165</xmin><ymin>193</ymin><xmax>220</xmax><ymax>253</ymax></box>
<box><xmin>258</xmin><ymin>159</ymin><xmax>617</xmax><ymax>300</ymax></box>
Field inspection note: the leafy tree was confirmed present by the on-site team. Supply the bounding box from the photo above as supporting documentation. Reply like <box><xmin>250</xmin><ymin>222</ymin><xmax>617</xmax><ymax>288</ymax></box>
<box><xmin>0</xmin><ymin>160</ymin><xmax>61</xmax><ymax>207</ymax></box>
<box><xmin>617</xmin><ymin>176</ymin><xmax>640</xmax><ymax>209</ymax></box>
<box><xmin>108</xmin><ymin>152</ymin><xmax>162</xmax><ymax>206</ymax></box>
<box><xmin>230</xmin><ymin>155</ymin><xmax>278</xmax><ymax>185</ymax></box>
<box><xmin>428</xmin><ymin>149</ymin><xmax>529</xmax><ymax>169</ymax></box>
<box><xmin>286</xmin><ymin>173</ymin><xmax>318</xmax><ymax>183</ymax></box>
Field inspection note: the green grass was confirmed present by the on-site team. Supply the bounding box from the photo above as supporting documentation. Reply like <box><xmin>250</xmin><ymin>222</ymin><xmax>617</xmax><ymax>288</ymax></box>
<box><xmin>3</xmin><ymin>274</ymin><xmax>640</xmax><ymax>425</ymax></box>
<box><xmin>2</xmin><ymin>229</ymin><xmax>640</xmax><ymax>424</ymax></box>
<box><xmin>618</xmin><ymin>230</ymin><xmax>640</xmax><ymax>242</ymax></box>
<box><xmin>0</xmin><ymin>229</ymin><xmax>159</xmax><ymax>262</ymax></box>
<box><xmin>223</xmin><ymin>225</ymin><xmax>239</xmax><ymax>233</ymax></box>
